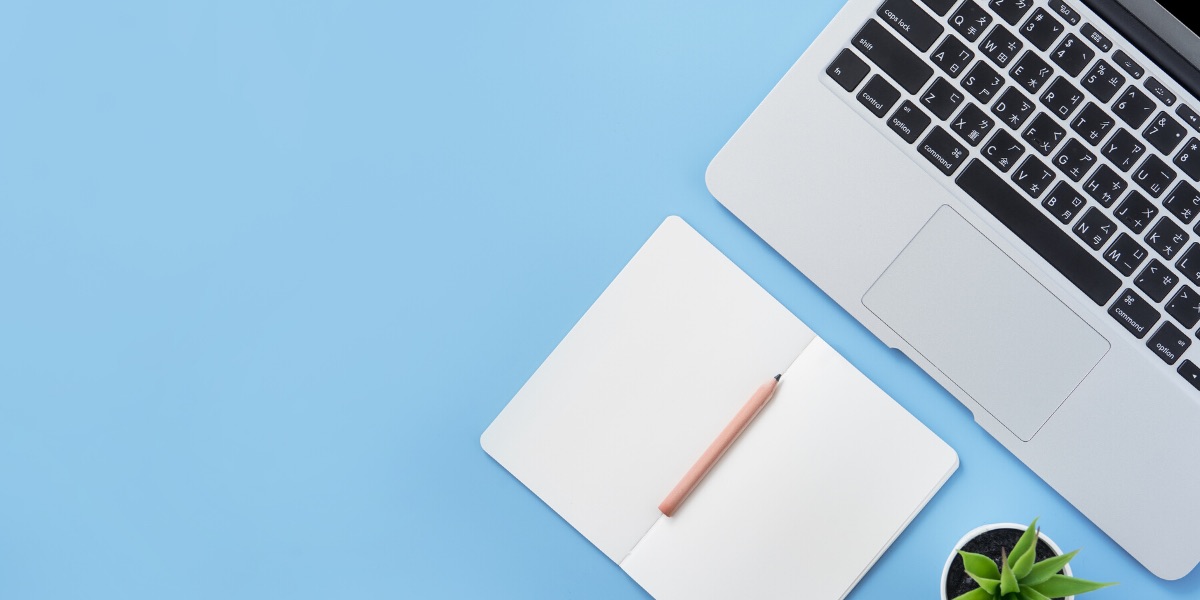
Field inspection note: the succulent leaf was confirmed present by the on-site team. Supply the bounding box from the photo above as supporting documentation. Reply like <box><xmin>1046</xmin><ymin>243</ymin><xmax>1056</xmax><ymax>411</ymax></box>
<box><xmin>1029</xmin><ymin>574</ymin><xmax>1116</xmax><ymax>597</ymax></box>
<box><xmin>1018</xmin><ymin>585</ymin><xmax>1052</xmax><ymax>600</ymax></box>
<box><xmin>1009</xmin><ymin>519</ymin><xmax>1039</xmax><ymax>572</ymax></box>
<box><xmin>1023</xmin><ymin>549</ymin><xmax>1080</xmax><ymax>585</ymax></box>
<box><xmin>960</xmin><ymin>550</ymin><xmax>1001</xmax><ymax>580</ymax></box>
<box><xmin>949</xmin><ymin>587</ymin><xmax>995</xmax><ymax>600</ymax></box>
<box><xmin>1000</xmin><ymin>548</ymin><xmax>1019</xmax><ymax>596</ymax></box>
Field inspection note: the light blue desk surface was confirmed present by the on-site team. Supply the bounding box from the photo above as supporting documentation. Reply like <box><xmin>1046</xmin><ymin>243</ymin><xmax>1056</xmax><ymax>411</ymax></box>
<box><xmin>1</xmin><ymin>1</ymin><xmax>1195</xmax><ymax>598</ymax></box>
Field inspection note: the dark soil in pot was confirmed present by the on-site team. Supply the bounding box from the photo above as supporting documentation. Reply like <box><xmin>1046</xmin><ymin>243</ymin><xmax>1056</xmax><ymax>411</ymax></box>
<box><xmin>945</xmin><ymin>527</ymin><xmax>1067</xmax><ymax>600</ymax></box>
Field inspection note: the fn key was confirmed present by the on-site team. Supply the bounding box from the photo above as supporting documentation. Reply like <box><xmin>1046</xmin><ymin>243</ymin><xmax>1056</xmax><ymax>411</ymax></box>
<box><xmin>827</xmin><ymin>49</ymin><xmax>869</xmax><ymax>92</ymax></box>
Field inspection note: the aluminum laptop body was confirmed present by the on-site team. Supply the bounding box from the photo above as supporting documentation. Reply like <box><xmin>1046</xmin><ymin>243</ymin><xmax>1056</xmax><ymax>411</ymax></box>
<box><xmin>708</xmin><ymin>0</ymin><xmax>1200</xmax><ymax>579</ymax></box>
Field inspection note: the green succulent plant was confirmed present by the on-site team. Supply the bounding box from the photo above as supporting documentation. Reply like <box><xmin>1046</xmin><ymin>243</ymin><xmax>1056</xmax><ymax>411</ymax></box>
<box><xmin>951</xmin><ymin>519</ymin><xmax>1116</xmax><ymax>600</ymax></box>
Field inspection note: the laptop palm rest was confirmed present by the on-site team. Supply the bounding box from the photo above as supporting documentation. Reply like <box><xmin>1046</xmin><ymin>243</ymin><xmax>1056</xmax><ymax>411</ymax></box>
<box><xmin>863</xmin><ymin>206</ymin><xmax>1110</xmax><ymax>441</ymax></box>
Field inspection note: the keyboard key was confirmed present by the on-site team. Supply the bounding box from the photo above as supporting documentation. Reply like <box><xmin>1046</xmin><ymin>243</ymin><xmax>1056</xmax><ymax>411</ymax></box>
<box><xmin>919</xmin><ymin>0</ymin><xmax>958</xmax><ymax>16</ymax></box>
<box><xmin>858</xmin><ymin>74</ymin><xmax>902</xmax><ymax>117</ymax></box>
<box><xmin>1074</xmin><ymin>207</ymin><xmax>1117</xmax><ymax>249</ymax></box>
<box><xmin>992</xmin><ymin>87</ymin><xmax>1035</xmax><ymax>130</ymax></box>
<box><xmin>1177</xmin><ymin>243</ymin><xmax>1200</xmax><ymax>285</ymax></box>
<box><xmin>950</xmin><ymin>1</ymin><xmax>993</xmax><ymax>42</ymax></box>
<box><xmin>1103</xmin><ymin>233</ymin><xmax>1148</xmax><ymax>276</ymax></box>
<box><xmin>888</xmin><ymin>100</ymin><xmax>932</xmax><ymax>143</ymax></box>
<box><xmin>982</xmin><ymin>129</ymin><xmax>1024</xmax><ymax>172</ymax></box>
<box><xmin>921</xmin><ymin>77</ymin><xmax>966</xmax><ymax>120</ymax></box>
<box><xmin>1080</xmin><ymin>23</ymin><xmax>1112</xmax><ymax>52</ymax></box>
<box><xmin>1040</xmin><ymin>76</ymin><xmax>1084</xmax><ymax>120</ymax></box>
<box><xmin>1144</xmin><ymin>111</ymin><xmax>1187</xmax><ymax>155</ymax></box>
<box><xmin>950</xmin><ymin>103</ymin><xmax>995</xmax><ymax>146</ymax></box>
<box><xmin>1020</xmin><ymin>8</ymin><xmax>1064</xmax><ymax>51</ymax></box>
<box><xmin>1101</xmin><ymin>128</ymin><xmax>1146</xmax><ymax>172</ymax></box>
<box><xmin>990</xmin><ymin>0</ymin><xmax>1033</xmax><ymax>25</ymax></box>
<box><xmin>918</xmin><ymin>126</ymin><xmax>970</xmax><ymax>175</ymax></box>
<box><xmin>1113</xmin><ymin>50</ymin><xmax>1145</xmax><ymax>79</ymax></box>
<box><xmin>1049</xmin><ymin>34</ymin><xmax>1093</xmax><ymax>77</ymax></box>
<box><xmin>1145</xmin><ymin>217</ymin><xmax>1189</xmax><ymax>260</ymax></box>
<box><xmin>1133</xmin><ymin>155</ymin><xmax>1177</xmax><ymax>198</ymax></box>
<box><xmin>1136</xmin><ymin>259</ymin><xmax>1178</xmax><ymax>301</ymax></box>
<box><xmin>1173</xmin><ymin>138</ymin><xmax>1200</xmax><ymax>180</ymax></box>
<box><xmin>1052</xmin><ymin>139</ymin><xmax>1096</xmax><ymax>181</ymax></box>
<box><xmin>962</xmin><ymin>61</ymin><xmax>1004</xmax><ymax>102</ymax></box>
<box><xmin>1166</xmin><ymin>286</ymin><xmax>1200</xmax><ymax>329</ymax></box>
<box><xmin>1178</xmin><ymin>359</ymin><xmax>1200</xmax><ymax>391</ymax></box>
<box><xmin>1043</xmin><ymin>181</ymin><xmax>1087</xmax><ymax>224</ymax></box>
<box><xmin>1010</xmin><ymin>50</ymin><xmax>1052</xmax><ymax>94</ymax></box>
<box><xmin>956</xmin><ymin>160</ymin><xmax>1120</xmax><ymax>304</ymax></box>
<box><xmin>1177</xmin><ymin>104</ymin><xmax>1200</xmax><ymax>133</ymax></box>
<box><xmin>1012</xmin><ymin>155</ymin><xmax>1055</xmax><ymax>197</ymax></box>
<box><xmin>1114</xmin><ymin>190</ymin><xmax>1158</xmax><ymax>233</ymax></box>
<box><xmin>1148</xmin><ymin>321</ymin><xmax>1191</xmax><ymax>363</ymax></box>
<box><xmin>1070</xmin><ymin>102</ymin><xmax>1115</xmax><ymax>146</ymax></box>
<box><xmin>1109</xmin><ymin>288</ymin><xmax>1160</xmax><ymax>339</ymax></box>
<box><xmin>979</xmin><ymin>24</ymin><xmax>1023</xmax><ymax>68</ymax></box>
<box><xmin>1164</xmin><ymin>181</ymin><xmax>1200</xmax><ymax>224</ymax></box>
<box><xmin>826</xmin><ymin>49</ymin><xmax>871</xmax><ymax>92</ymax></box>
<box><xmin>931</xmin><ymin>35</ymin><xmax>976</xmax><ymax>79</ymax></box>
<box><xmin>1113</xmin><ymin>86</ymin><xmax>1156</xmax><ymax>129</ymax></box>
<box><xmin>1145</xmin><ymin>77</ymin><xmax>1177</xmax><ymax>107</ymax></box>
<box><xmin>1023</xmin><ymin>113</ymin><xmax>1066</xmax><ymax>156</ymax></box>
<box><xmin>878</xmin><ymin>0</ymin><xmax>946</xmax><ymax>52</ymax></box>
<box><xmin>1083</xmin><ymin>164</ymin><xmax>1126</xmax><ymax>207</ymax></box>
<box><xmin>1080</xmin><ymin>60</ymin><xmax>1125</xmax><ymax>103</ymax></box>
<box><xmin>1048</xmin><ymin>0</ymin><xmax>1080</xmax><ymax>25</ymax></box>
<box><xmin>852</xmin><ymin>20</ymin><xmax>935</xmax><ymax>94</ymax></box>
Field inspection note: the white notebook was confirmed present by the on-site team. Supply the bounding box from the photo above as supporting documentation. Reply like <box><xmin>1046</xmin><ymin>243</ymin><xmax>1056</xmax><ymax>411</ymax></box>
<box><xmin>481</xmin><ymin>217</ymin><xmax>958</xmax><ymax>600</ymax></box>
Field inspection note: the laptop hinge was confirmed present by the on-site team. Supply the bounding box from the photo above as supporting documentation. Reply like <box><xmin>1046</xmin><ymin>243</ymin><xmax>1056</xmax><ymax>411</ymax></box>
<box><xmin>1078</xmin><ymin>0</ymin><xmax>1200</xmax><ymax>102</ymax></box>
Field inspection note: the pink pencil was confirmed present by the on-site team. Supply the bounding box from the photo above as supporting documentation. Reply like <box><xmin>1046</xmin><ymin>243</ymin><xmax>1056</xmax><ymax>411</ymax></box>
<box><xmin>658</xmin><ymin>374</ymin><xmax>782</xmax><ymax>517</ymax></box>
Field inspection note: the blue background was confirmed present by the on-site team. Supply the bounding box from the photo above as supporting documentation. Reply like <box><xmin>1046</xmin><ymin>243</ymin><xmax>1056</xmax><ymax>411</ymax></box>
<box><xmin>0</xmin><ymin>0</ymin><xmax>1195</xmax><ymax>597</ymax></box>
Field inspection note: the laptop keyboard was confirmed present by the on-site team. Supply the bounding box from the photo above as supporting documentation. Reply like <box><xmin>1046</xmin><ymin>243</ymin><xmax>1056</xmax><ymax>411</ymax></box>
<box><xmin>825</xmin><ymin>0</ymin><xmax>1200</xmax><ymax>390</ymax></box>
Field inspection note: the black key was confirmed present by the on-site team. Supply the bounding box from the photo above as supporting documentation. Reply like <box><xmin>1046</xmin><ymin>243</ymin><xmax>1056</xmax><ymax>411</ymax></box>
<box><xmin>1114</xmin><ymin>190</ymin><xmax>1158</xmax><ymax>233</ymax></box>
<box><xmin>1101</xmin><ymin>128</ymin><xmax>1146</xmax><ymax>172</ymax></box>
<box><xmin>1144</xmin><ymin>111</ymin><xmax>1187</xmax><ymax>155</ymax></box>
<box><xmin>921</xmin><ymin>77</ymin><xmax>966</xmax><ymax>120</ymax></box>
<box><xmin>1149</xmin><ymin>321</ymin><xmax>1191</xmax><ymax>364</ymax></box>
<box><xmin>992</xmin><ymin>87</ymin><xmax>1035</xmax><ymax>130</ymax></box>
<box><xmin>1167</xmin><ymin>286</ymin><xmax>1200</xmax><ymax>329</ymax></box>
<box><xmin>962</xmin><ymin>61</ymin><xmax>1004</xmax><ymax>102</ymax></box>
<box><xmin>1040</xmin><ymin>76</ymin><xmax>1084</xmax><ymax>120</ymax></box>
<box><xmin>1178</xmin><ymin>359</ymin><xmax>1200</xmax><ymax>391</ymax></box>
<box><xmin>1048</xmin><ymin>0</ymin><xmax>1080</xmax><ymax>25</ymax></box>
<box><xmin>1145</xmin><ymin>77</ymin><xmax>1177</xmax><ymax>107</ymax></box>
<box><xmin>1020</xmin><ymin>8</ymin><xmax>1064</xmax><ymax>51</ymax></box>
<box><xmin>990</xmin><ymin>0</ymin><xmax>1033</xmax><ymax>25</ymax></box>
<box><xmin>978</xmin><ymin>25</ymin><xmax>1023</xmax><ymax>68</ymax></box>
<box><xmin>1012</xmin><ymin>155</ymin><xmax>1055</xmax><ymax>197</ymax></box>
<box><xmin>1080</xmin><ymin>23</ymin><xmax>1112</xmax><ymax>52</ymax></box>
<box><xmin>950</xmin><ymin>103</ymin><xmax>994</xmax><ymax>146</ymax></box>
<box><xmin>878</xmin><ymin>0</ymin><xmax>946</xmax><ymax>52</ymax></box>
<box><xmin>1177</xmin><ymin>104</ymin><xmax>1200</xmax><ymax>133</ymax></box>
<box><xmin>858</xmin><ymin>74</ymin><xmax>902</xmax><ymax>117</ymax></box>
<box><xmin>1175</xmin><ymin>138</ymin><xmax>1200</xmax><ymax>180</ymax></box>
<box><xmin>920</xmin><ymin>0</ymin><xmax>958</xmax><ymax>16</ymax></box>
<box><xmin>1070</xmin><ymin>102</ymin><xmax>1115</xmax><ymax>146</ymax></box>
<box><xmin>888</xmin><ymin>100</ymin><xmax>932</xmax><ymax>143</ymax></box>
<box><xmin>1103</xmin><ymin>233</ymin><xmax>1148</xmax><ymax>276</ymax></box>
<box><xmin>1133</xmin><ymin>155</ymin><xmax>1177</xmax><ymax>198</ymax></box>
<box><xmin>826</xmin><ymin>49</ymin><xmax>871</xmax><ymax>92</ymax></box>
<box><xmin>1145</xmin><ymin>217</ymin><xmax>1189</xmax><ymax>260</ymax></box>
<box><xmin>931</xmin><ymin>35</ymin><xmax>976</xmax><ymax>79</ymax></box>
<box><xmin>949</xmin><ymin>1</ymin><xmax>992</xmax><ymax>42</ymax></box>
<box><xmin>1178</xmin><ymin>243</ymin><xmax>1200</xmax><ymax>285</ymax></box>
<box><xmin>1109</xmin><ymin>288</ymin><xmax>1160</xmax><ymax>339</ymax></box>
<box><xmin>1135</xmin><ymin>259</ymin><xmax>1178</xmax><ymax>301</ymax></box>
<box><xmin>1052</xmin><ymin>139</ymin><xmax>1096</xmax><ymax>181</ymax></box>
<box><xmin>1113</xmin><ymin>50</ymin><xmax>1145</xmax><ymax>79</ymax></box>
<box><xmin>982</xmin><ymin>129</ymin><xmax>1024</xmax><ymax>172</ymax></box>
<box><xmin>1010</xmin><ymin>51</ymin><xmax>1053</xmax><ymax>94</ymax></box>
<box><xmin>1080</xmin><ymin>60</ymin><xmax>1125</xmax><ymax>103</ymax></box>
<box><xmin>956</xmin><ymin>159</ymin><xmax>1120</xmax><ymax>304</ymax></box>
<box><xmin>1113</xmin><ymin>86</ymin><xmax>1156</xmax><ymax>129</ymax></box>
<box><xmin>1074</xmin><ymin>206</ymin><xmax>1117</xmax><ymax>249</ymax></box>
<box><xmin>1023</xmin><ymin>113</ymin><xmax>1066</xmax><ymax>156</ymax></box>
<box><xmin>852</xmin><ymin>20</ymin><xmax>935</xmax><ymax>94</ymax></box>
<box><xmin>1043</xmin><ymin>181</ymin><xmax>1087</xmax><ymax>224</ymax></box>
<box><xmin>918</xmin><ymin>126</ymin><xmax>970</xmax><ymax>175</ymax></box>
<box><xmin>1164</xmin><ymin>181</ymin><xmax>1200</xmax><ymax>224</ymax></box>
<box><xmin>1050</xmin><ymin>34</ymin><xmax>1094</xmax><ymax>77</ymax></box>
<box><xmin>1083</xmin><ymin>164</ymin><xmax>1126</xmax><ymax>207</ymax></box>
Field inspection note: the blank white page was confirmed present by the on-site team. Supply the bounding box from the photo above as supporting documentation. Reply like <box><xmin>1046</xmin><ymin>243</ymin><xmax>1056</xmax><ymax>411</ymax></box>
<box><xmin>481</xmin><ymin>217</ymin><xmax>815</xmax><ymax>562</ymax></box>
<box><xmin>621</xmin><ymin>338</ymin><xmax>958</xmax><ymax>600</ymax></box>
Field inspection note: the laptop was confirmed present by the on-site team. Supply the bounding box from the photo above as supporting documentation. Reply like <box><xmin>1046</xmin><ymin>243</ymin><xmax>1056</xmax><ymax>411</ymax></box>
<box><xmin>708</xmin><ymin>0</ymin><xmax>1200</xmax><ymax>580</ymax></box>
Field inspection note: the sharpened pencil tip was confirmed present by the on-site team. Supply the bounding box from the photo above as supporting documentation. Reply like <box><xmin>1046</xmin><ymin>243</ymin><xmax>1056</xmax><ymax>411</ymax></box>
<box><xmin>773</xmin><ymin>374</ymin><xmax>781</xmax><ymax>381</ymax></box>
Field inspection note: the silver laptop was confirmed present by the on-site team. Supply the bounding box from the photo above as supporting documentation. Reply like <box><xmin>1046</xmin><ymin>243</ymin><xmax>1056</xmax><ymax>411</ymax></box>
<box><xmin>708</xmin><ymin>0</ymin><xmax>1200</xmax><ymax>580</ymax></box>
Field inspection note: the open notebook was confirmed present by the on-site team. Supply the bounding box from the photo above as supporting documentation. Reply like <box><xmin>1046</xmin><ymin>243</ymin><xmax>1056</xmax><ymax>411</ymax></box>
<box><xmin>482</xmin><ymin>217</ymin><xmax>957</xmax><ymax>599</ymax></box>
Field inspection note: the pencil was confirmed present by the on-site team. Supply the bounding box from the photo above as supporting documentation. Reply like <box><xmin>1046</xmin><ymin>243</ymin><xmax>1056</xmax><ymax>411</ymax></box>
<box><xmin>658</xmin><ymin>374</ymin><xmax>782</xmax><ymax>517</ymax></box>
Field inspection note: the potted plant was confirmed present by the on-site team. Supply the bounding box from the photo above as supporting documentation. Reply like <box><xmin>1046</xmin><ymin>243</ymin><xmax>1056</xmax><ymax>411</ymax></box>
<box><xmin>941</xmin><ymin>518</ymin><xmax>1116</xmax><ymax>600</ymax></box>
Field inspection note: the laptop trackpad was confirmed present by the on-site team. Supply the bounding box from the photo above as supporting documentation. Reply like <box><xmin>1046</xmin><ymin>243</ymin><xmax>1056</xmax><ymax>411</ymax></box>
<box><xmin>862</xmin><ymin>206</ymin><xmax>1109</xmax><ymax>441</ymax></box>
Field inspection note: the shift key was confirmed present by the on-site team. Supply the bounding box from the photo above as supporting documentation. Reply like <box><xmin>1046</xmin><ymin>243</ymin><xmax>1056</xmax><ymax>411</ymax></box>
<box><xmin>852</xmin><ymin>20</ymin><xmax>935</xmax><ymax>94</ymax></box>
<box><xmin>877</xmin><ymin>0</ymin><xmax>945</xmax><ymax>51</ymax></box>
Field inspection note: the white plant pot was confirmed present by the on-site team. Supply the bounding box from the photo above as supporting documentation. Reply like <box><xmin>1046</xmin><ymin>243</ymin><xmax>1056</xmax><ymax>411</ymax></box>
<box><xmin>940</xmin><ymin>522</ymin><xmax>1072</xmax><ymax>600</ymax></box>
